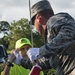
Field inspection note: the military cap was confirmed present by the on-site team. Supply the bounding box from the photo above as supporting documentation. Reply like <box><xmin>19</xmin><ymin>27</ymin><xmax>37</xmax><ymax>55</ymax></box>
<box><xmin>30</xmin><ymin>0</ymin><xmax>53</xmax><ymax>25</ymax></box>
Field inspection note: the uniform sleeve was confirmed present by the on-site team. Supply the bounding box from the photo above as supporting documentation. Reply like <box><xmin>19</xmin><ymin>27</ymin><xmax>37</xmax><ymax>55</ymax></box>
<box><xmin>38</xmin><ymin>16</ymin><xmax>75</xmax><ymax>70</ymax></box>
<box><xmin>39</xmin><ymin>13</ymin><xmax>75</xmax><ymax>58</ymax></box>
<box><xmin>21</xmin><ymin>57</ymin><xmax>51</xmax><ymax>70</ymax></box>
<box><xmin>21</xmin><ymin>58</ymin><xmax>33</xmax><ymax>69</ymax></box>
<box><xmin>39</xmin><ymin>24</ymin><xmax>75</xmax><ymax>57</ymax></box>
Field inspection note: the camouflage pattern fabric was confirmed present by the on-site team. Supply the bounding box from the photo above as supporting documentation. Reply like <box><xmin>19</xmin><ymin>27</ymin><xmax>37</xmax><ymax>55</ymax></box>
<box><xmin>21</xmin><ymin>13</ymin><xmax>75</xmax><ymax>75</ymax></box>
<box><xmin>39</xmin><ymin>13</ymin><xmax>75</xmax><ymax>75</ymax></box>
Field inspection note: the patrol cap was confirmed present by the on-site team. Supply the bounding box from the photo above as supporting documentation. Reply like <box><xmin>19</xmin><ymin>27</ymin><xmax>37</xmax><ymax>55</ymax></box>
<box><xmin>31</xmin><ymin>0</ymin><xmax>53</xmax><ymax>25</ymax></box>
<box><xmin>15</xmin><ymin>38</ymin><xmax>32</xmax><ymax>49</ymax></box>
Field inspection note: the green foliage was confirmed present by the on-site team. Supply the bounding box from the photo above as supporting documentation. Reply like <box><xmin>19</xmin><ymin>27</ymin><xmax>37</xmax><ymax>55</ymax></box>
<box><xmin>0</xmin><ymin>36</ymin><xmax>9</xmax><ymax>49</ymax></box>
<box><xmin>0</xmin><ymin>21</ymin><xmax>10</xmax><ymax>36</ymax></box>
<box><xmin>0</xmin><ymin>21</ymin><xmax>9</xmax><ymax>31</ymax></box>
<box><xmin>46</xmin><ymin>69</ymin><xmax>56</xmax><ymax>75</ymax></box>
<box><xmin>0</xmin><ymin>21</ymin><xmax>10</xmax><ymax>48</ymax></box>
<box><xmin>0</xmin><ymin>18</ymin><xmax>56</xmax><ymax>75</ymax></box>
<box><xmin>6</xmin><ymin>18</ymin><xmax>45</xmax><ymax>50</ymax></box>
<box><xmin>33</xmin><ymin>32</ymin><xmax>45</xmax><ymax>47</ymax></box>
<box><xmin>0</xmin><ymin>63</ymin><xmax>5</xmax><ymax>74</ymax></box>
<box><xmin>7</xmin><ymin>18</ymin><xmax>31</xmax><ymax>50</ymax></box>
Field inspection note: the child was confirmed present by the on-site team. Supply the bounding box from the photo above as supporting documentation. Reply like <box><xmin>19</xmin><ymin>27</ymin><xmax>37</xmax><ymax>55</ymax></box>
<box><xmin>1</xmin><ymin>38</ymin><xmax>44</xmax><ymax>75</ymax></box>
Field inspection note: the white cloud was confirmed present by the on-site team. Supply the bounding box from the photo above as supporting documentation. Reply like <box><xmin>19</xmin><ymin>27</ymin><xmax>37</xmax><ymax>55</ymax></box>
<box><xmin>0</xmin><ymin>0</ymin><xmax>75</xmax><ymax>23</ymax></box>
<box><xmin>0</xmin><ymin>0</ymin><xmax>28</xmax><ymax>7</ymax></box>
<box><xmin>49</xmin><ymin>0</ymin><xmax>75</xmax><ymax>19</ymax></box>
<box><xmin>1</xmin><ymin>7</ymin><xmax>29</xmax><ymax>22</ymax></box>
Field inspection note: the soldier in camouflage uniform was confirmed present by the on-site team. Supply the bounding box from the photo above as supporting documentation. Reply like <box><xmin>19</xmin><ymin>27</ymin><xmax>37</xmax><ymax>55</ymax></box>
<box><xmin>25</xmin><ymin>0</ymin><xmax>75</xmax><ymax>75</ymax></box>
<box><xmin>9</xmin><ymin>0</ymin><xmax>75</xmax><ymax>75</ymax></box>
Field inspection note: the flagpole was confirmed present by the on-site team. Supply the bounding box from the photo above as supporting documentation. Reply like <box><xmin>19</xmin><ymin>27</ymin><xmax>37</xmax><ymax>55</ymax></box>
<box><xmin>29</xmin><ymin>0</ymin><xmax>33</xmax><ymax>47</ymax></box>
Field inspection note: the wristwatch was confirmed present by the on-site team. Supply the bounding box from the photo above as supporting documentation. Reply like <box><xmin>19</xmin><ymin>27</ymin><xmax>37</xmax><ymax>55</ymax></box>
<box><xmin>6</xmin><ymin>62</ymin><xmax>14</xmax><ymax>67</ymax></box>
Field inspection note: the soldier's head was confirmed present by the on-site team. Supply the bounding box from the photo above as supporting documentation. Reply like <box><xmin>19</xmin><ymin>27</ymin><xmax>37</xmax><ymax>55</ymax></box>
<box><xmin>30</xmin><ymin>0</ymin><xmax>54</xmax><ymax>35</ymax></box>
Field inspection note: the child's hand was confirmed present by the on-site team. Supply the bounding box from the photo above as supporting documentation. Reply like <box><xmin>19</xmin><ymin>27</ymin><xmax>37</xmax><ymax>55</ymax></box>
<box><xmin>8</xmin><ymin>50</ymin><xmax>16</xmax><ymax>63</ymax></box>
<box><xmin>13</xmin><ymin>49</ymin><xmax>23</xmax><ymax>65</ymax></box>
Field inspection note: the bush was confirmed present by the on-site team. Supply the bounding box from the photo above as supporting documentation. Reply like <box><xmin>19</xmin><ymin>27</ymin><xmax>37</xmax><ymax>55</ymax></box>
<box><xmin>0</xmin><ymin>63</ymin><xmax>5</xmax><ymax>74</ymax></box>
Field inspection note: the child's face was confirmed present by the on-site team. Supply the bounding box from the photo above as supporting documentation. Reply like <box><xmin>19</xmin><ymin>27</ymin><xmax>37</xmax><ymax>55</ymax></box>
<box><xmin>19</xmin><ymin>45</ymin><xmax>31</xmax><ymax>58</ymax></box>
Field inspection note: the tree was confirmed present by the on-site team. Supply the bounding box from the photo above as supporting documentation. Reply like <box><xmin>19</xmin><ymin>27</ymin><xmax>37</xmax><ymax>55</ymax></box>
<box><xmin>33</xmin><ymin>31</ymin><xmax>45</xmax><ymax>47</ymax></box>
<box><xmin>0</xmin><ymin>21</ymin><xmax>10</xmax><ymax>36</ymax></box>
<box><xmin>7</xmin><ymin>18</ymin><xmax>30</xmax><ymax>50</ymax></box>
<box><xmin>0</xmin><ymin>19</ymin><xmax>56</xmax><ymax>75</ymax></box>
<box><xmin>0</xmin><ymin>36</ymin><xmax>9</xmax><ymax>49</ymax></box>
<box><xmin>7</xmin><ymin>18</ymin><xmax>44</xmax><ymax>50</ymax></box>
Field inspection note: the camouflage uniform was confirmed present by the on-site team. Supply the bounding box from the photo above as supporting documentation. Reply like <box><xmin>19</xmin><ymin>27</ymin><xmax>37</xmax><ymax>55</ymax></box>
<box><xmin>38</xmin><ymin>12</ymin><xmax>75</xmax><ymax>75</ymax></box>
<box><xmin>21</xmin><ymin>12</ymin><xmax>75</xmax><ymax>75</ymax></box>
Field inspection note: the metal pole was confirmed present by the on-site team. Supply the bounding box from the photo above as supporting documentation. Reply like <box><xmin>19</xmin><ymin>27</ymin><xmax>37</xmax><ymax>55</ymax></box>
<box><xmin>29</xmin><ymin>0</ymin><xmax>34</xmax><ymax>47</ymax></box>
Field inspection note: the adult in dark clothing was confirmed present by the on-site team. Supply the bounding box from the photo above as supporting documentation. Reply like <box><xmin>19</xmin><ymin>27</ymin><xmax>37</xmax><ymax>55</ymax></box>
<box><xmin>8</xmin><ymin>0</ymin><xmax>75</xmax><ymax>75</ymax></box>
<box><xmin>25</xmin><ymin>0</ymin><xmax>75</xmax><ymax>75</ymax></box>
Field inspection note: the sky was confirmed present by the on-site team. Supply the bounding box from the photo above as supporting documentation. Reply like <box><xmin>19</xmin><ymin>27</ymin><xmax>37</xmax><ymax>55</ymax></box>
<box><xmin>0</xmin><ymin>0</ymin><xmax>75</xmax><ymax>23</ymax></box>
<box><xmin>0</xmin><ymin>0</ymin><xmax>75</xmax><ymax>38</ymax></box>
